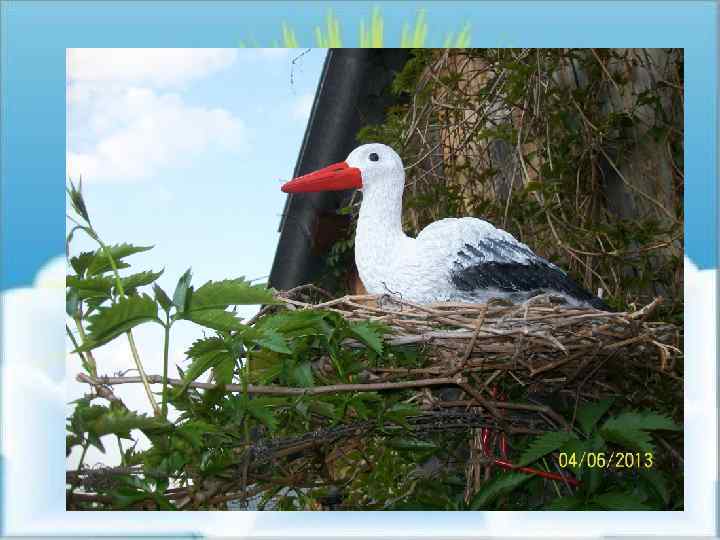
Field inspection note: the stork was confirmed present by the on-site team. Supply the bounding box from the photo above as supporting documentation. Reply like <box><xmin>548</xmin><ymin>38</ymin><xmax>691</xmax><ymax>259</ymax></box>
<box><xmin>282</xmin><ymin>143</ymin><xmax>607</xmax><ymax>309</ymax></box>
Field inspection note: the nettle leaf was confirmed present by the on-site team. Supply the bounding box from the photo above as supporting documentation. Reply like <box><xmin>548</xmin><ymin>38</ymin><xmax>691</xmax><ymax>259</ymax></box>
<box><xmin>176</xmin><ymin>420</ymin><xmax>219</xmax><ymax>449</ymax></box>
<box><xmin>178</xmin><ymin>351</ymin><xmax>232</xmax><ymax>394</ymax></box>
<box><xmin>349</xmin><ymin>321</ymin><xmax>385</xmax><ymax>354</ymax></box>
<box><xmin>253</xmin><ymin>328</ymin><xmax>292</xmax><ymax>354</ymax></box>
<box><xmin>86</xmin><ymin>243</ymin><xmax>154</xmax><ymax>276</ymax></box>
<box><xmin>153</xmin><ymin>283</ymin><xmax>173</xmax><ymax>312</ymax></box>
<box><xmin>608</xmin><ymin>411</ymin><xmax>681</xmax><ymax>432</ymax></box>
<box><xmin>186</xmin><ymin>336</ymin><xmax>227</xmax><ymax>358</ymax></box>
<box><xmin>188</xmin><ymin>278</ymin><xmax>280</xmax><ymax>310</ymax></box>
<box><xmin>118</xmin><ymin>269</ymin><xmax>164</xmax><ymax>293</ymax></box>
<box><xmin>470</xmin><ymin>472</ymin><xmax>533</xmax><ymax>509</ymax></box>
<box><xmin>91</xmin><ymin>408</ymin><xmax>170</xmax><ymax>440</ymax></box>
<box><xmin>517</xmin><ymin>431</ymin><xmax>577</xmax><ymax>467</ymax></box>
<box><xmin>601</xmin><ymin>426</ymin><xmax>654</xmax><ymax>452</ymax></box>
<box><xmin>66</xmin><ymin>275</ymin><xmax>113</xmax><ymax>300</ymax></box>
<box><xmin>183</xmin><ymin>309</ymin><xmax>245</xmax><ymax>332</ymax></box>
<box><xmin>256</xmin><ymin>310</ymin><xmax>331</xmax><ymax>337</ymax></box>
<box><xmin>247</xmin><ymin>350</ymin><xmax>284</xmax><ymax>384</ymax></box>
<box><xmin>214</xmin><ymin>355</ymin><xmax>236</xmax><ymax>385</ymax></box>
<box><xmin>243</xmin><ymin>397</ymin><xmax>284</xmax><ymax>431</ymax></box>
<box><xmin>575</xmin><ymin>398</ymin><xmax>615</xmax><ymax>435</ymax></box>
<box><xmin>77</xmin><ymin>294</ymin><xmax>161</xmax><ymax>351</ymax></box>
<box><xmin>592</xmin><ymin>492</ymin><xmax>652</xmax><ymax>510</ymax></box>
<box><xmin>70</xmin><ymin>251</ymin><xmax>97</xmax><ymax>277</ymax></box>
<box><xmin>172</xmin><ymin>268</ymin><xmax>193</xmax><ymax>313</ymax></box>
<box><xmin>290</xmin><ymin>361</ymin><xmax>314</xmax><ymax>388</ymax></box>
<box><xmin>600</xmin><ymin>411</ymin><xmax>680</xmax><ymax>452</ymax></box>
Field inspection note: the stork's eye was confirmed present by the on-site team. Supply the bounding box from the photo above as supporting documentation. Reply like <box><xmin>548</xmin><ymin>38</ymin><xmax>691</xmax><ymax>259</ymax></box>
<box><xmin>369</xmin><ymin>152</ymin><xmax>379</xmax><ymax>162</ymax></box>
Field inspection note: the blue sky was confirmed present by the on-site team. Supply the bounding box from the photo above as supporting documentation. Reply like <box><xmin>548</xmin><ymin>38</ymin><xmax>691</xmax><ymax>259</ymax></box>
<box><xmin>67</xmin><ymin>48</ymin><xmax>326</xmax><ymax>314</ymax></box>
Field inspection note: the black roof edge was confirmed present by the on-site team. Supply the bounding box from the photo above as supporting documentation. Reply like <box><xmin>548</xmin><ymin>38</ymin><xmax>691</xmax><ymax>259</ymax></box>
<box><xmin>269</xmin><ymin>49</ymin><xmax>409</xmax><ymax>292</ymax></box>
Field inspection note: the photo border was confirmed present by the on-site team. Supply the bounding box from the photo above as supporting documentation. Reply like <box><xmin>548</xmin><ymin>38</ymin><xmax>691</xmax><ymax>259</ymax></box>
<box><xmin>0</xmin><ymin>0</ymin><xmax>716</xmax><ymax>537</ymax></box>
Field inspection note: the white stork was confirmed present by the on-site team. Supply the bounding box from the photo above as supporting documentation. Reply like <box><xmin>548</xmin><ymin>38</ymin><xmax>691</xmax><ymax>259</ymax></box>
<box><xmin>282</xmin><ymin>143</ymin><xmax>607</xmax><ymax>309</ymax></box>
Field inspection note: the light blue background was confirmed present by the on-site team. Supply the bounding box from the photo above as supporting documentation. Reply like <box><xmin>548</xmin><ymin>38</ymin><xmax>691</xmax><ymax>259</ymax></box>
<box><xmin>0</xmin><ymin>0</ymin><xmax>716</xmax><ymax>536</ymax></box>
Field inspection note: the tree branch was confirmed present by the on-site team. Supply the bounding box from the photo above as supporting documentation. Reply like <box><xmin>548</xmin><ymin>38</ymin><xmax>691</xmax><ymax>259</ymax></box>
<box><xmin>77</xmin><ymin>372</ymin><xmax>464</xmax><ymax>396</ymax></box>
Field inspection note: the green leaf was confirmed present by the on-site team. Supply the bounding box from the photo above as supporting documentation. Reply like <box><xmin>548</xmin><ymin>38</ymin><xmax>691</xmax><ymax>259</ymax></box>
<box><xmin>592</xmin><ymin>492</ymin><xmax>652</xmax><ymax>510</ymax></box>
<box><xmin>349</xmin><ymin>321</ymin><xmax>385</xmax><ymax>354</ymax></box>
<box><xmin>290</xmin><ymin>361</ymin><xmax>314</xmax><ymax>388</ymax></box>
<box><xmin>517</xmin><ymin>431</ymin><xmax>577</xmax><ymax>467</ymax></box>
<box><xmin>66</xmin><ymin>275</ymin><xmax>113</xmax><ymax>300</ymax></box>
<box><xmin>67</xmin><ymin>180</ymin><xmax>90</xmax><ymax>222</ymax></box>
<box><xmin>185</xmin><ymin>337</ymin><xmax>226</xmax><ymax>358</ymax></box>
<box><xmin>178</xmin><ymin>351</ymin><xmax>231</xmax><ymax>394</ymax></box>
<box><xmin>118</xmin><ymin>269</ymin><xmax>164</xmax><ymax>293</ymax></box>
<box><xmin>86</xmin><ymin>243</ymin><xmax>153</xmax><ymax>276</ymax></box>
<box><xmin>253</xmin><ymin>328</ymin><xmax>292</xmax><ymax>354</ymax></box>
<box><xmin>255</xmin><ymin>310</ymin><xmax>330</xmax><ymax>337</ymax></box>
<box><xmin>175</xmin><ymin>420</ymin><xmax>219</xmax><ymax>448</ymax></box>
<box><xmin>244</xmin><ymin>397</ymin><xmax>281</xmax><ymax>431</ymax></box>
<box><xmin>77</xmin><ymin>294</ymin><xmax>161</xmax><ymax>351</ymax></box>
<box><xmin>575</xmin><ymin>398</ymin><xmax>615</xmax><ymax>435</ymax></box>
<box><xmin>214</xmin><ymin>355</ymin><xmax>235</xmax><ymax>385</ymax></box>
<box><xmin>600</xmin><ymin>411</ymin><xmax>680</xmax><ymax>452</ymax></box>
<box><xmin>188</xmin><ymin>278</ymin><xmax>280</xmax><ymax>310</ymax></box>
<box><xmin>172</xmin><ymin>268</ymin><xmax>193</xmax><ymax>313</ymax></box>
<box><xmin>153</xmin><ymin>283</ymin><xmax>173</xmax><ymax>312</ymax></box>
<box><xmin>90</xmin><ymin>408</ymin><xmax>170</xmax><ymax>439</ymax></box>
<box><xmin>69</xmin><ymin>251</ymin><xmax>97</xmax><ymax>277</ymax></box>
<box><xmin>183</xmin><ymin>309</ymin><xmax>245</xmax><ymax>331</ymax></box>
<box><xmin>470</xmin><ymin>472</ymin><xmax>533</xmax><ymax>509</ymax></box>
<box><xmin>558</xmin><ymin>438</ymin><xmax>592</xmax><ymax>477</ymax></box>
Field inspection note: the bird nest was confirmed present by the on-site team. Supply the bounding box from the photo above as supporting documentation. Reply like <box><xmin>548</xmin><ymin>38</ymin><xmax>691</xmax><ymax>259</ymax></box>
<box><xmin>273</xmin><ymin>286</ymin><xmax>682</xmax><ymax>428</ymax></box>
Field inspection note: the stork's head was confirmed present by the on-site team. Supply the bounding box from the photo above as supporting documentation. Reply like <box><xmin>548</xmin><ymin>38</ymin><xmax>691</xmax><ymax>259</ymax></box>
<box><xmin>281</xmin><ymin>143</ymin><xmax>404</xmax><ymax>195</ymax></box>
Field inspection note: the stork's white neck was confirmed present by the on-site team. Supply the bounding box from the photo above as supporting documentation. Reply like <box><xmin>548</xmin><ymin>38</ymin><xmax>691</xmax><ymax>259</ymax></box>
<box><xmin>354</xmin><ymin>181</ymin><xmax>410</xmax><ymax>294</ymax></box>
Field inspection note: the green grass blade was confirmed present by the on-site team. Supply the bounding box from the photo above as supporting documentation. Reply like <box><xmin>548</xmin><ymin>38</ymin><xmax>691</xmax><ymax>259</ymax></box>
<box><xmin>400</xmin><ymin>23</ymin><xmax>411</xmax><ymax>48</ymax></box>
<box><xmin>371</xmin><ymin>7</ymin><xmax>383</xmax><ymax>47</ymax></box>
<box><xmin>282</xmin><ymin>22</ymin><xmax>299</xmax><ymax>48</ymax></box>
<box><xmin>412</xmin><ymin>10</ymin><xmax>428</xmax><ymax>47</ymax></box>
<box><xmin>455</xmin><ymin>23</ymin><xmax>472</xmax><ymax>47</ymax></box>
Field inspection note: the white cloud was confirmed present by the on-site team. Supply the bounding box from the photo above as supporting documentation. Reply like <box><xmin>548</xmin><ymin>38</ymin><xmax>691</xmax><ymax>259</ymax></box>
<box><xmin>67</xmin><ymin>48</ymin><xmax>248</xmax><ymax>184</ymax></box>
<box><xmin>67</xmin><ymin>87</ymin><xmax>248</xmax><ymax>183</ymax></box>
<box><xmin>67</xmin><ymin>48</ymin><xmax>238</xmax><ymax>88</ymax></box>
<box><xmin>291</xmin><ymin>92</ymin><xmax>315</xmax><ymax>121</ymax></box>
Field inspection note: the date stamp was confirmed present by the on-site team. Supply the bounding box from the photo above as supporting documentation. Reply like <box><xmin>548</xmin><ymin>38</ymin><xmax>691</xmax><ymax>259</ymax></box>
<box><xmin>558</xmin><ymin>451</ymin><xmax>654</xmax><ymax>469</ymax></box>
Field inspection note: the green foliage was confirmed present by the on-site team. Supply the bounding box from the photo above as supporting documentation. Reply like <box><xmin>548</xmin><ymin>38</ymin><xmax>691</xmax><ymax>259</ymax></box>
<box><xmin>77</xmin><ymin>294</ymin><xmax>161</xmax><ymax>352</ymax></box>
<box><xmin>509</xmin><ymin>400</ymin><xmax>682</xmax><ymax>510</ymax></box>
<box><xmin>517</xmin><ymin>430</ymin><xmax>577</xmax><ymax>467</ymax></box>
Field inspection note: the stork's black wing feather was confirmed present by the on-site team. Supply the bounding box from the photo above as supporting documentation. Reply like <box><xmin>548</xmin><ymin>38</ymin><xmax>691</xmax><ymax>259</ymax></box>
<box><xmin>450</xmin><ymin>241</ymin><xmax>608</xmax><ymax>309</ymax></box>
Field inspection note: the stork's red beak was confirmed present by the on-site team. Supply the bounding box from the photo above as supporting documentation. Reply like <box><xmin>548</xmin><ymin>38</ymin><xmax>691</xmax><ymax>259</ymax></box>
<box><xmin>281</xmin><ymin>161</ymin><xmax>362</xmax><ymax>193</ymax></box>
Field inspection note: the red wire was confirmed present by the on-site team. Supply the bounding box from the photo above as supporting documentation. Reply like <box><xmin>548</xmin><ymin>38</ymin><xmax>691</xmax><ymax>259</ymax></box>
<box><xmin>493</xmin><ymin>458</ymin><xmax>581</xmax><ymax>487</ymax></box>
